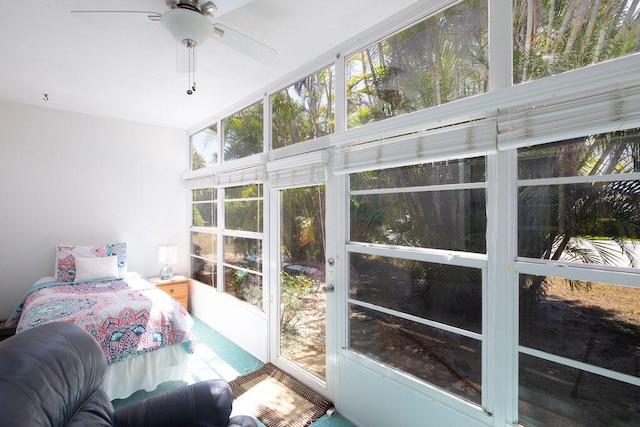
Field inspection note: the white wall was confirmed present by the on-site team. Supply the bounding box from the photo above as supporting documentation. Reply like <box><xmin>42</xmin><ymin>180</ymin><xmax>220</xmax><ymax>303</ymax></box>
<box><xmin>189</xmin><ymin>281</ymin><xmax>268</xmax><ymax>361</ymax></box>
<box><xmin>0</xmin><ymin>100</ymin><xmax>189</xmax><ymax>319</ymax></box>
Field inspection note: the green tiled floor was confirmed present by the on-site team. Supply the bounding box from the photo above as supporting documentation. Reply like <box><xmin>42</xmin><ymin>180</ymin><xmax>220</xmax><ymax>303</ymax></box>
<box><xmin>112</xmin><ymin>316</ymin><xmax>355</xmax><ymax>427</ymax></box>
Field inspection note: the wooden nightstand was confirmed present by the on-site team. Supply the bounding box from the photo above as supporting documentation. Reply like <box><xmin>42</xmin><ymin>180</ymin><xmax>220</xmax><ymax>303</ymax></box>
<box><xmin>150</xmin><ymin>275</ymin><xmax>189</xmax><ymax>312</ymax></box>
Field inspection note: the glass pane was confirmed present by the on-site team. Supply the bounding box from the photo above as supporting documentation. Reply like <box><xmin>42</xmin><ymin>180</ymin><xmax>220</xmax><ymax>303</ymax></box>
<box><xmin>513</xmin><ymin>0</ymin><xmax>640</xmax><ymax>84</ymax></box>
<box><xmin>350</xmin><ymin>254</ymin><xmax>482</xmax><ymax>333</ymax></box>
<box><xmin>191</xmin><ymin>124</ymin><xmax>218</xmax><ymax>170</ymax></box>
<box><xmin>518</xmin><ymin>131</ymin><xmax>640</xmax><ymax>180</ymax></box>
<box><xmin>224</xmin><ymin>266</ymin><xmax>262</xmax><ymax>309</ymax></box>
<box><xmin>518</xmin><ymin>182</ymin><xmax>640</xmax><ymax>265</ymax></box>
<box><xmin>272</xmin><ymin>66</ymin><xmax>335</xmax><ymax>148</ymax></box>
<box><xmin>280</xmin><ymin>186</ymin><xmax>326</xmax><ymax>379</ymax></box>
<box><xmin>223</xmin><ymin>101</ymin><xmax>264</xmax><ymax>161</ymax></box>
<box><xmin>225</xmin><ymin>184</ymin><xmax>262</xmax><ymax>199</ymax></box>
<box><xmin>346</xmin><ymin>0</ymin><xmax>488</xmax><ymax>128</ymax></box>
<box><xmin>225</xmin><ymin>200</ymin><xmax>262</xmax><ymax>232</ymax></box>
<box><xmin>191</xmin><ymin>232</ymin><xmax>216</xmax><ymax>288</ymax></box>
<box><xmin>191</xmin><ymin>257</ymin><xmax>216</xmax><ymax>287</ymax></box>
<box><xmin>191</xmin><ymin>231</ymin><xmax>216</xmax><ymax>259</ymax></box>
<box><xmin>193</xmin><ymin>189</ymin><xmax>216</xmax><ymax>227</ymax></box>
<box><xmin>351</xmin><ymin>189</ymin><xmax>486</xmax><ymax>253</ymax></box>
<box><xmin>520</xmin><ymin>275</ymin><xmax>640</xmax><ymax>379</ymax></box>
<box><xmin>350</xmin><ymin>304</ymin><xmax>482</xmax><ymax>405</ymax></box>
<box><xmin>351</xmin><ymin>158</ymin><xmax>486</xmax><ymax>191</ymax></box>
<box><xmin>193</xmin><ymin>202</ymin><xmax>216</xmax><ymax>227</ymax></box>
<box><xmin>223</xmin><ymin>236</ymin><xmax>262</xmax><ymax>271</ymax></box>
<box><xmin>519</xmin><ymin>353</ymin><xmax>640</xmax><ymax>426</ymax></box>
<box><xmin>224</xmin><ymin>185</ymin><xmax>263</xmax><ymax>232</ymax></box>
<box><xmin>193</xmin><ymin>188</ymin><xmax>215</xmax><ymax>202</ymax></box>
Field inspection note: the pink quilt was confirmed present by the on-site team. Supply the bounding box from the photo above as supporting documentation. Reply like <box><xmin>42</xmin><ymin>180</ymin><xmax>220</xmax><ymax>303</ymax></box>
<box><xmin>5</xmin><ymin>273</ymin><xmax>194</xmax><ymax>364</ymax></box>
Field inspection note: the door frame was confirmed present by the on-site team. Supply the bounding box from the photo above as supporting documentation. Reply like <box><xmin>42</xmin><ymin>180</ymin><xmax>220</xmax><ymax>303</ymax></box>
<box><xmin>267</xmin><ymin>180</ymin><xmax>338</xmax><ymax>401</ymax></box>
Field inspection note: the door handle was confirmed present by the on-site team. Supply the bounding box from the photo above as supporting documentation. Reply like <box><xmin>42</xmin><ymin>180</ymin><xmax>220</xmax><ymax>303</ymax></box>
<box><xmin>322</xmin><ymin>284</ymin><xmax>335</xmax><ymax>293</ymax></box>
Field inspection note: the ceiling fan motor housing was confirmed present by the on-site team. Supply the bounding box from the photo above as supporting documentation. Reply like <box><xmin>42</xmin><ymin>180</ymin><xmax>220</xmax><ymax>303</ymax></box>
<box><xmin>170</xmin><ymin>0</ymin><xmax>217</xmax><ymax>15</ymax></box>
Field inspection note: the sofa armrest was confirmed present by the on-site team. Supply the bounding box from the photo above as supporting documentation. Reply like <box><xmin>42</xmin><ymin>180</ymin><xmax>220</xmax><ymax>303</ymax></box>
<box><xmin>114</xmin><ymin>379</ymin><xmax>234</xmax><ymax>427</ymax></box>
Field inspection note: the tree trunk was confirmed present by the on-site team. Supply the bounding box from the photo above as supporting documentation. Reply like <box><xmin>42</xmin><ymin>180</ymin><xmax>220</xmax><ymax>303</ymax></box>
<box><xmin>562</xmin><ymin>0</ymin><xmax>589</xmax><ymax>63</ymax></box>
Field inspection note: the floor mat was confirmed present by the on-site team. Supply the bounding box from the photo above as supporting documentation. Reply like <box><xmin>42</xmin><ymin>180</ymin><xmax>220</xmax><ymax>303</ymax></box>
<box><xmin>228</xmin><ymin>363</ymin><xmax>332</xmax><ymax>427</ymax></box>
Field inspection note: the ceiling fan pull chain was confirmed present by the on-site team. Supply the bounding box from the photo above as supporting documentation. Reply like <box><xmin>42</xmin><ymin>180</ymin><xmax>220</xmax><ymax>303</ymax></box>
<box><xmin>186</xmin><ymin>43</ymin><xmax>194</xmax><ymax>95</ymax></box>
<box><xmin>191</xmin><ymin>45</ymin><xmax>196</xmax><ymax>93</ymax></box>
<box><xmin>185</xmin><ymin>42</ymin><xmax>197</xmax><ymax>95</ymax></box>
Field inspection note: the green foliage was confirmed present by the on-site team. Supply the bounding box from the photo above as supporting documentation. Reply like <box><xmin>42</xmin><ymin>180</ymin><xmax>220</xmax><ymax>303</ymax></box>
<box><xmin>280</xmin><ymin>186</ymin><xmax>325</xmax><ymax>266</ymax></box>
<box><xmin>192</xmin><ymin>205</ymin><xmax>205</xmax><ymax>227</ymax></box>
<box><xmin>350</xmin><ymin>160</ymin><xmax>487</xmax><ymax>253</ymax></box>
<box><xmin>518</xmin><ymin>130</ymin><xmax>640</xmax><ymax>308</ymax></box>
<box><xmin>280</xmin><ymin>272</ymin><xmax>316</xmax><ymax>331</ymax></box>
<box><xmin>227</xmin><ymin>269</ymin><xmax>262</xmax><ymax>307</ymax></box>
<box><xmin>223</xmin><ymin>102</ymin><xmax>264</xmax><ymax>161</ymax></box>
<box><xmin>346</xmin><ymin>0</ymin><xmax>488</xmax><ymax>128</ymax></box>
<box><xmin>272</xmin><ymin>67</ymin><xmax>335</xmax><ymax>148</ymax></box>
<box><xmin>513</xmin><ymin>0</ymin><xmax>640</xmax><ymax>83</ymax></box>
<box><xmin>224</xmin><ymin>184</ymin><xmax>263</xmax><ymax>233</ymax></box>
<box><xmin>192</xmin><ymin>149</ymin><xmax>206</xmax><ymax>170</ymax></box>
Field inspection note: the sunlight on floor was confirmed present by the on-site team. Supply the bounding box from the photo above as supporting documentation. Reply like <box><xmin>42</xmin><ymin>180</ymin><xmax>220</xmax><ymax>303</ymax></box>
<box><xmin>113</xmin><ymin>316</ymin><xmax>354</xmax><ymax>426</ymax></box>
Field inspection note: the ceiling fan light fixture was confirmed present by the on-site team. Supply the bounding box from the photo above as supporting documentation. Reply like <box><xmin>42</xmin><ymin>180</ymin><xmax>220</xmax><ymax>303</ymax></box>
<box><xmin>161</xmin><ymin>8</ymin><xmax>212</xmax><ymax>46</ymax></box>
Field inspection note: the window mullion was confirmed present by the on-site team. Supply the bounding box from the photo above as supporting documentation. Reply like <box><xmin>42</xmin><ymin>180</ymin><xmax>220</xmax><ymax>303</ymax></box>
<box><xmin>216</xmin><ymin>188</ymin><xmax>225</xmax><ymax>292</ymax></box>
<box><xmin>486</xmin><ymin>149</ymin><xmax>519</xmax><ymax>424</ymax></box>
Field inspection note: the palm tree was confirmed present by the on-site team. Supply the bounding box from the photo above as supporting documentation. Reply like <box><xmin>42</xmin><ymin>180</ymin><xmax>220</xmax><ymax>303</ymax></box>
<box><xmin>350</xmin><ymin>159</ymin><xmax>487</xmax><ymax>316</ymax></box>
<box><xmin>518</xmin><ymin>130</ymin><xmax>640</xmax><ymax>307</ymax></box>
<box><xmin>223</xmin><ymin>102</ymin><xmax>264</xmax><ymax>161</ymax></box>
<box><xmin>346</xmin><ymin>0</ymin><xmax>488</xmax><ymax>127</ymax></box>
<box><xmin>272</xmin><ymin>67</ymin><xmax>334</xmax><ymax>148</ymax></box>
<box><xmin>281</xmin><ymin>186</ymin><xmax>326</xmax><ymax>267</ymax></box>
<box><xmin>513</xmin><ymin>0</ymin><xmax>640</xmax><ymax>83</ymax></box>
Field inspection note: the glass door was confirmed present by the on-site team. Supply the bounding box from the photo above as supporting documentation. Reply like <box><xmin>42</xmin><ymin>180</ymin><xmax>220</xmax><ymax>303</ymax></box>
<box><xmin>277</xmin><ymin>184</ymin><xmax>327</xmax><ymax>380</ymax></box>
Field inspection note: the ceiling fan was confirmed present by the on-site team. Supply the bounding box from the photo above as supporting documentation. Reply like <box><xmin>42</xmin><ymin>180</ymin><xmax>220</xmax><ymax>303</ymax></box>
<box><xmin>72</xmin><ymin>0</ymin><xmax>277</xmax><ymax>93</ymax></box>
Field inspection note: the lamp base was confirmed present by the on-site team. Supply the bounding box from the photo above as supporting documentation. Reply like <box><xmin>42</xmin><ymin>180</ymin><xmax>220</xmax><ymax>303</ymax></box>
<box><xmin>159</xmin><ymin>264</ymin><xmax>173</xmax><ymax>280</ymax></box>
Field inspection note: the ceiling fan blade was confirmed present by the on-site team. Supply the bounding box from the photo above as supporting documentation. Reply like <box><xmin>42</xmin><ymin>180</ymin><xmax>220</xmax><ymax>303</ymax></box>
<box><xmin>71</xmin><ymin>11</ymin><xmax>162</xmax><ymax>24</ymax></box>
<box><xmin>212</xmin><ymin>24</ymin><xmax>277</xmax><ymax>65</ymax></box>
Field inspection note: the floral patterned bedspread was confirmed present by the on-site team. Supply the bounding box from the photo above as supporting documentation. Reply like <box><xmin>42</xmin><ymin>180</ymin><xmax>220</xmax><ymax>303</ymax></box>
<box><xmin>5</xmin><ymin>273</ymin><xmax>194</xmax><ymax>364</ymax></box>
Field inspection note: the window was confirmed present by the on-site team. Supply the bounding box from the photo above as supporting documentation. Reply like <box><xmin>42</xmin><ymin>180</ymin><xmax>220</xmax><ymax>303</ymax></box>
<box><xmin>346</xmin><ymin>0</ymin><xmax>488</xmax><ymax>128</ymax></box>
<box><xmin>191</xmin><ymin>188</ymin><xmax>217</xmax><ymax>287</ymax></box>
<box><xmin>223</xmin><ymin>101</ymin><xmax>264</xmax><ymax>161</ymax></box>
<box><xmin>516</xmin><ymin>131</ymin><xmax>640</xmax><ymax>426</ymax></box>
<box><xmin>184</xmin><ymin>0</ymin><xmax>640</xmax><ymax>423</ymax></box>
<box><xmin>513</xmin><ymin>0</ymin><xmax>640</xmax><ymax>84</ymax></box>
<box><xmin>222</xmin><ymin>184</ymin><xmax>264</xmax><ymax>309</ymax></box>
<box><xmin>272</xmin><ymin>66</ymin><xmax>335</xmax><ymax>148</ymax></box>
<box><xmin>350</xmin><ymin>158</ymin><xmax>487</xmax><ymax>253</ymax></box>
<box><xmin>348</xmin><ymin>157</ymin><xmax>487</xmax><ymax>404</ymax></box>
<box><xmin>191</xmin><ymin>124</ymin><xmax>218</xmax><ymax>170</ymax></box>
<box><xmin>189</xmin><ymin>184</ymin><xmax>264</xmax><ymax>309</ymax></box>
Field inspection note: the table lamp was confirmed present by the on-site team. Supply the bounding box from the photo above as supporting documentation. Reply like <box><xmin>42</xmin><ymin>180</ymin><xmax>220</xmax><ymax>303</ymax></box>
<box><xmin>158</xmin><ymin>245</ymin><xmax>178</xmax><ymax>279</ymax></box>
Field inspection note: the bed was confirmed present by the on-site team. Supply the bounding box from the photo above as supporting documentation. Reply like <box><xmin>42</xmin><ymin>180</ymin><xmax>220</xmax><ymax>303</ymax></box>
<box><xmin>3</xmin><ymin>243</ymin><xmax>194</xmax><ymax>400</ymax></box>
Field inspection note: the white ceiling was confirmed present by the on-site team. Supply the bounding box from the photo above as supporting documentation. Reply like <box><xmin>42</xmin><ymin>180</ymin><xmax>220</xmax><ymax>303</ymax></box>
<box><xmin>0</xmin><ymin>0</ymin><xmax>421</xmax><ymax>130</ymax></box>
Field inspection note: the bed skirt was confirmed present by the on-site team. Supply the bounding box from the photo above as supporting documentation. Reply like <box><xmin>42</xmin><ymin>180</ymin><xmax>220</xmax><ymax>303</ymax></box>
<box><xmin>104</xmin><ymin>344</ymin><xmax>191</xmax><ymax>400</ymax></box>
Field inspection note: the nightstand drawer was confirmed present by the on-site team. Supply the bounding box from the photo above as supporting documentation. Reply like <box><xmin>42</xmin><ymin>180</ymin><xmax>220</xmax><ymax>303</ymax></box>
<box><xmin>150</xmin><ymin>276</ymin><xmax>189</xmax><ymax>311</ymax></box>
<box><xmin>156</xmin><ymin>282</ymin><xmax>188</xmax><ymax>300</ymax></box>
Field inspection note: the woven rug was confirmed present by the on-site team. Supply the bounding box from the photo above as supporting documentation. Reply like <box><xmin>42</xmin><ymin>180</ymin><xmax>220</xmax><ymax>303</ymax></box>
<box><xmin>228</xmin><ymin>363</ymin><xmax>332</xmax><ymax>427</ymax></box>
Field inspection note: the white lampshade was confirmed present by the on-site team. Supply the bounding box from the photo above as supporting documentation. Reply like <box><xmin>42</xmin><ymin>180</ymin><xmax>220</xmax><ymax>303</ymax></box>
<box><xmin>158</xmin><ymin>245</ymin><xmax>178</xmax><ymax>265</ymax></box>
<box><xmin>161</xmin><ymin>8</ymin><xmax>213</xmax><ymax>46</ymax></box>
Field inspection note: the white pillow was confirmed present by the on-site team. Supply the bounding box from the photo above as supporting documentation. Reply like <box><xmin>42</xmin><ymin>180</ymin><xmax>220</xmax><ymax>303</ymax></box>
<box><xmin>74</xmin><ymin>256</ymin><xmax>119</xmax><ymax>282</ymax></box>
